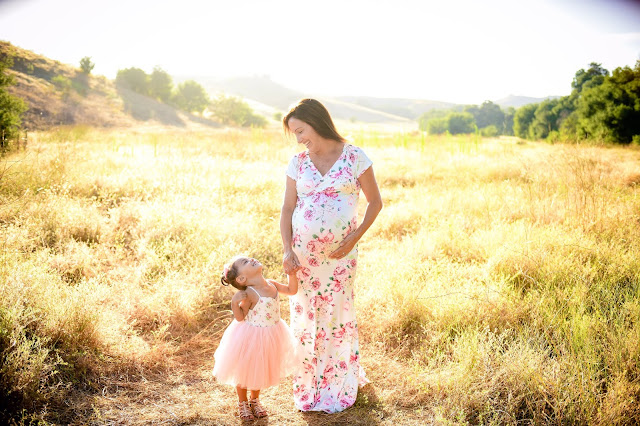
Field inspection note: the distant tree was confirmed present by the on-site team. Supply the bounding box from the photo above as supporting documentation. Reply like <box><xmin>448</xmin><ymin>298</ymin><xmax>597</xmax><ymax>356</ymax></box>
<box><xmin>572</xmin><ymin>62</ymin><xmax>608</xmax><ymax>94</ymax></box>
<box><xmin>149</xmin><ymin>66</ymin><xmax>173</xmax><ymax>103</ymax></box>
<box><xmin>425</xmin><ymin>117</ymin><xmax>448</xmax><ymax>134</ymax></box>
<box><xmin>79</xmin><ymin>56</ymin><xmax>94</xmax><ymax>75</ymax></box>
<box><xmin>576</xmin><ymin>62</ymin><xmax>640</xmax><ymax>143</ymax></box>
<box><xmin>173</xmin><ymin>80</ymin><xmax>209</xmax><ymax>113</ymax></box>
<box><xmin>210</xmin><ymin>94</ymin><xmax>266</xmax><ymax>127</ymax></box>
<box><xmin>465</xmin><ymin>101</ymin><xmax>505</xmax><ymax>134</ymax></box>
<box><xmin>551</xmin><ymin>96</ymin><xmax>577</xmax><ymax>139</ymax></box>
<box><xmin>447</xmin><ymin>112</ymin><xmax>476</xmax><ymax>134</ymax></box>
<box><xmin>503</xmin><ymin>107</ymin><xmax>515</xmax><ymax>136</ymax></box>
<box><xmin>273</xmin><ymin>111</ymin><xmax>283</xmax><ymax>122</ymax></box>
<box><xmin>480</xmin><ymin>125</ymin><xmax>499</xmax><ymax>137</ymax></box>
<box><xmin>418</xmin><ymin>109</ymin><xmax>448</xmax><ymax>131</ymax></box>
<box><xmin>530</xmin><ymin>99</ymin><xmax>560</xmax><ymax>139</ymax></box>
<box><xmin>0</xmin><ymin>54</ymin><xmax>27</xmax><ymax>141</ymax></box>
<box><xmin>115</xmin><ymin>67</ymin><xmax>149</xmax><ymax>95</ymax></box>
<box><xmin>513</xmin><ymin>104</ymin><xmax>537</xmax><ymax>139</ymax></box>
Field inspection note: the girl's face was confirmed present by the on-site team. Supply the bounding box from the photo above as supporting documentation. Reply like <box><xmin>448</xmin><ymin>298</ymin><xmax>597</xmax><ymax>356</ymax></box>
<box><xmin>288</xmin><ymin>117</ymin><xmax>321</xmax><ymax>152</ymax></box>
<box><xmin>234</xmin><ymin>256</ymin><xmax>262</xmax><ymax>282</ymax></box>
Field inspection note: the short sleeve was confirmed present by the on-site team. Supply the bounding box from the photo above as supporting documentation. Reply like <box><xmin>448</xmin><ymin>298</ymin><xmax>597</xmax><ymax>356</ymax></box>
<box><xmin>353</xmin><ymin>146</ymin><xmax>373</xmax><ymax>178</ymax></box>
<box><xmin>286</xmin><ymin>155</ymin><xmax>299</xmax><ymax>180</ymax></box>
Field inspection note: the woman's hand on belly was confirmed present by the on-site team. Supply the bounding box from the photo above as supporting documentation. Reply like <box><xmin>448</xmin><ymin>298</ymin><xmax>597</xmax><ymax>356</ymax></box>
<box><xmin>328</xmin><ymin>232</ymin><xmax>359</xmax><ymax>259</ymax></box>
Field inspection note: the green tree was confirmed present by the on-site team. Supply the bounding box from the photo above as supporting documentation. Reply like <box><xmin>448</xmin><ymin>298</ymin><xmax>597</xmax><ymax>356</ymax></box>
<box><xmin>79</xmin><ymin>56</ymin><xmax>94</xmax><ymax>75</ymax></box>
<box><xmin>210</xmin><ymin>95</ymin><xmax>266</xmax><ymax>127</ymax></box>
<box><xmin>0</xmin><ymin>54</ymin><xmax>27</xmax><ymax>141</ymax></box>
<box><xmin>425</xmin><ymin>117</ymin><xmax>448</xmax><ymax>134</ymax></box>
<box><xmin>464</xmin><ymin>101</ymin><xmax>505</xmax><ymax>134</ymax></box>
<box><xmin>503</xmin><ymin>107</ymin><xmax>515</xmax><ymax>136</ymax></box>
<box><xmin>576</xmin><ymin>62</ymin><xmax>640</xmax><ymax>143</ymax></box>
<box><xmin>572</xmin><ymin>62</ymin><xmax>608</xmax><ymax>94</ymax></box>
<box><xmin>513</xmin><ymin>104</ymin><xmax>537</xmax><ymax>139</ymax></box>
<box><xmin>173</xmin><ymin>80</ymin><xmax>209</xmax><ymax>113</ymax></box>
<box><xmin>149</xmin><ymin>66</ymin><xmax>173</xmax><ymax>102</ymax></box>
<box><xmin>530</xmin><ymin>99</ymin><xmax>560</xmax><ymax>139</ymax></box>
<box><xmin>447</xmin><ymin>112</ymin><xmax>476</xmax><ymax>134</ymax></box>
<box><xmin>418</xmin><ymin>109</ymin><xmax>448</xmax><ymax>131</ymax></box>
<box><xmin>115</xmin><ymin>67</ymin><xmax>149</xmax><ymax>95</ymax></box>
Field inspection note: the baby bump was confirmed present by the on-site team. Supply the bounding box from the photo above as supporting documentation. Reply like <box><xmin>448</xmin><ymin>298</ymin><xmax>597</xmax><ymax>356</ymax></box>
<box><xmin>291</xmin><ymin>207</ymin><xmax>357</xmax><ymax>259</ymax></box>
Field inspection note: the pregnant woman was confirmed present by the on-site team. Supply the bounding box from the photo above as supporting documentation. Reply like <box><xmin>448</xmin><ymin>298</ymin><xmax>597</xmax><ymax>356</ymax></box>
<box><xmin>280</xmin><ymin>99</ymin><xmax>382</xmax><ymax>413</ymax></box>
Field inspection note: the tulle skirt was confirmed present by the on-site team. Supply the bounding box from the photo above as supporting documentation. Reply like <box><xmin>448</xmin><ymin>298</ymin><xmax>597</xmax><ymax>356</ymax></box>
<box><xmin>213</xmin><ymin>319</ymin><xmax>298</xmax><ymax>391</ymax></box>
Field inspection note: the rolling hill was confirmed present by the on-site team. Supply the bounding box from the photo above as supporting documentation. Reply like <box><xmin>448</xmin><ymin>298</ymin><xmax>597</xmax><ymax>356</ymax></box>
<box><xmin>0</xmin><ymin>41</ymin><xmax>220</xmax><ymax>130</ymax></box>
<box><xmin>1</xmin><ymin>40</ymin><xmax>562</xmax><ymax>131</ymax></box>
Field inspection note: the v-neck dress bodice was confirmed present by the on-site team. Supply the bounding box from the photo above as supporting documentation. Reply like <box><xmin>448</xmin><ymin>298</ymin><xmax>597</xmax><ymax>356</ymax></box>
<box><xmin>285</xmin><ymin>143</ymin><xmax>372</xmax><ymax>413</ymax></box>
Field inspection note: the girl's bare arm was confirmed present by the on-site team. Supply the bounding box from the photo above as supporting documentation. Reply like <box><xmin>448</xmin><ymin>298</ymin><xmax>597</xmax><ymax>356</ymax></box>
<box><xmin>270</xmin><ymin>273</ymin><xmax>299</xmax><ymax>296</ymax></box>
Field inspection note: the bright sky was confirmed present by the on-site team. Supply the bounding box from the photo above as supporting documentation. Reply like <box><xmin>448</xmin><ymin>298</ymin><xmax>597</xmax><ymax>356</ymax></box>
<box><xmin>0</xmin><ymin>0</ymin><xmax>639</xmax><ymax>104</ymax></box>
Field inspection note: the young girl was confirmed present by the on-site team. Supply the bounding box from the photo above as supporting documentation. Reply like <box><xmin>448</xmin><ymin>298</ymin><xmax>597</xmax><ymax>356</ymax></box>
<box><xmin>213</xmin><ymin>255</ymin><xmax>299</xmax><ymax>421</ymax></box>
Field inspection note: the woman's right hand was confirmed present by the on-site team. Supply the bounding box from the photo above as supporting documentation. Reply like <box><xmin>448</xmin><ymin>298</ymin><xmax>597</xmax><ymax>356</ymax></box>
<box><xmin>283</xmin><ymin>250</ymin><xmax>301</xmax><ymax>275</ymax></box>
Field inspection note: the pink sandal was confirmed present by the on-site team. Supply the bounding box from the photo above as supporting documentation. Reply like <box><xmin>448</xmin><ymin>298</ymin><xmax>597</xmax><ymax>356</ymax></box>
<box><xmin>238</xmin><ymin>401</ymin><xmax>255</xmax><ymax>421</ymax></box>
<box><xmin>250</xmin><ymin>398</ymin><xmax>268</xmax><ymax>418</ymax></box>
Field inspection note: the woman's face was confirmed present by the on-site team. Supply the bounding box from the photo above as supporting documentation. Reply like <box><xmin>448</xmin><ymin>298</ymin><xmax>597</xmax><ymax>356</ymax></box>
<box><xmin>288</xmin><ymin>117</ymin><xmax>321</xmax><ymax>152</ymax></box>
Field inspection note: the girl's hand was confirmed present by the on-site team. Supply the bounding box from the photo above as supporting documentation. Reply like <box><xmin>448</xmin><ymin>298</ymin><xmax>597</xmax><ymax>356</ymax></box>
<box><xmin>231</xmin><ymin>290</ymin><xmax>248</xmax><ymax>305</ymax></box>
<box><xmin>283</xmin><ymin>251</ymin><xmax>301</xmax><ymax>275</ymax></box>
<box><xmin>329</xmin><ymin>232</ymin><xmax>359</xmax><ymax>259</ymax></box>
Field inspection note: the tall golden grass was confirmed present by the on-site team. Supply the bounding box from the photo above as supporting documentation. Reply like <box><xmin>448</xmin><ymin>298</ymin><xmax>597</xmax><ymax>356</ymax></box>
<box><xmin>1</xmin><ymin>125</ymin><xmax>639</xmax><ymax>424</ymax></box>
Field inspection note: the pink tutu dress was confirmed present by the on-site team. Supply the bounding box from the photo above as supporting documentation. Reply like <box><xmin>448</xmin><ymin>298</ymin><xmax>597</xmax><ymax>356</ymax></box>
<box><xmin>213</xmin><ymin>282</ymin><xmax>297</xmax><ymax>390</ymax></box>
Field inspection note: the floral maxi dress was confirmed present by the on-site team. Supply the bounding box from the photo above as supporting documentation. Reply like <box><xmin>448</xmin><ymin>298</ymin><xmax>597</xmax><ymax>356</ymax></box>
<box><xmin>286</xmin><ymin>143</ymin><xmax>372</xmax><ymax>413</ymax></box>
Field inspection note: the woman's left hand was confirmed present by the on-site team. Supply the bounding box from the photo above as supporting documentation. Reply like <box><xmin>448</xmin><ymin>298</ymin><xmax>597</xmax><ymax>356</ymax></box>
<box><xmin>328</xmin><ymin>232</ymin><xmax>359</xmax><ymax>259</ymax></box>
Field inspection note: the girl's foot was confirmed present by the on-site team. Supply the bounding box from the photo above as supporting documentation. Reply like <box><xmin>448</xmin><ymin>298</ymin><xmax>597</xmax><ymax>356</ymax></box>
<box><xmin>250</xmin><ymin>398</ymin><xmax>268</xmax><ymax>418</ymax></box>
<box><xmin>238</xmin><ymin>401</ymin><xmax>255</xmax><ymax>421</ymax></box>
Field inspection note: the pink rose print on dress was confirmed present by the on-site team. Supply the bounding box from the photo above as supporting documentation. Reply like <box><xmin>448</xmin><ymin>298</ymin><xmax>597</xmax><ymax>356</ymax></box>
<box><xmin>311</xmin><ymin>279</ymin><xmax>321</xmax><ymax>291</ymax></box>
<box><xmin>312</xmin><ymin>186</ymin><xmax>339</xmax><ymax>204</ymax></box>
<box><xmin>294</xmin><ymin>304</ymin><xmax>303</xmax><ymax>315</ymax></box>
<box><xmin>304</xmin><ymin>208</ymin><xmax>315</xmax><ymax>221</ymax></box>
<box><xmin>299</xmin><ymin>267</ymin><xmax>311</xmax><ymax>279</ymax></box>
<box><xmin>338</xmin><ymin>361</ymin><xmax>348</xmax><ymax>371</ymax></box>
<box><xmin>332</xmin><ymin>280</ymin><xmax>343</xmax><ymax>292</ymax></box>
<box><xmin>307</xmin><ymin>240</ymin><xmax>321</xmax><ymax>253</ymax></box>
<box><xmin>333</xmin><ymin>265</ymin><xmax>348</xmax><ymax>280</ymax></box>
<box><xmin>308</xmin><ymin>257</ymin><xmax>320</xmax><ymax>267</ymax></box>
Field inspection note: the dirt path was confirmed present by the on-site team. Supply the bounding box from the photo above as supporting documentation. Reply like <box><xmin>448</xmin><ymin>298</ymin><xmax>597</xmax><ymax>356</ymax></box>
<box><xmin>61</xmin><ymin>335</ymin><xmax>429</xmax><ymax>425</ymax></box>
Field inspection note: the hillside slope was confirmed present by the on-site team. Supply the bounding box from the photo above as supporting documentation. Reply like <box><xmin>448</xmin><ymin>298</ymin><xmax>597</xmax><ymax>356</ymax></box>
<box><xmin>0</xmin><ymin>41</ymin><xmax>219</xmax><ymax>130</ymax></box>
<box><xmin>191</xmin><ymin>75</ymin><xmax>414</xmax><ymax>124</ymax></box>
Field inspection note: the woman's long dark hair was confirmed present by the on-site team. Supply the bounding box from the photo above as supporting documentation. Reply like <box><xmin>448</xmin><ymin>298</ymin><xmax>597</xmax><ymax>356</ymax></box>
<box><xmin>283</xmin><ymin>98</ymin><xmax>346</xmax><ymax>143</ymax></box>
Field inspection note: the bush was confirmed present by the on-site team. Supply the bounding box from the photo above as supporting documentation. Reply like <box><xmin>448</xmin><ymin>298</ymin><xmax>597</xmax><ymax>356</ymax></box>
<box><xmin>173</xmin><ymin>80</ymin><xmax>209</xmax><ymax>114</ymax></box>
<box><xmin>79</xmin><ymin>57</ymin><xmax>94</xmax><ymax>75</ymax></box>
<box><xmin>447</xmin><ymin>112</ymin><xmax>476</xmax><ymax>134</ymax></box>
<box><xmin>209</xmin><ymin>95</ymin><xmax>266</xmax><ymax>127</ymax></box>
<box><xmin>426</xmin><ymin>117</ymin><xmax>448</xmax><ymax>135</ymax></box>
<box><xmin>0</xmin><ymin>55</ymin><xmax>27</xmax><ymax>141</ymax></box>
<box><xmin>115</xmin><ymin>67</ymin><xmax>149</xmax><ymax>95</ymax></box>
<box><xmin>52</xmin><ymin>75</ymin><xmax>71</xmax><ymax>93</ymax></box>
<box><xmin>480</xmin><ymin>125</ymin><xmax>499</xmax><ymax>137</ymax></box>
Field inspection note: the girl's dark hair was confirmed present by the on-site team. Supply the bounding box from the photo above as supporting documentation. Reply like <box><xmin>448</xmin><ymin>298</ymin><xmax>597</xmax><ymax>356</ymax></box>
<box><xmin>283</xmin><ymin>98</ymin><xmax>346</xmax><ymax>143</ymax></box>
<box><xmin>220</xmin><ymin>256</ymin><xmax>247</xmax><ymax>291</ymax></box>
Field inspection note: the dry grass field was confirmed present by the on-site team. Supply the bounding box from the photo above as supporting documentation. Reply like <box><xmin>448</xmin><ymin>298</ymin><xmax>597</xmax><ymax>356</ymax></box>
<box><xmin>1</xmin><ymin>125</ymin><xmax>639</xmax><ymax>425</ymax></box>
